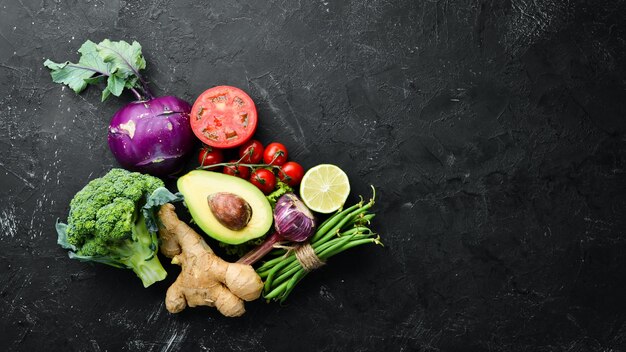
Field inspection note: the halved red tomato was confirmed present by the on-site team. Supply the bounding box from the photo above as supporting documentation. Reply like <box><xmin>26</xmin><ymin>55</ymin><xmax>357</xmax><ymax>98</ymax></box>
<box><xmin>190</xmin><ymin>86</ymin><xmax>258</xmax><ymax>148</ymax></box>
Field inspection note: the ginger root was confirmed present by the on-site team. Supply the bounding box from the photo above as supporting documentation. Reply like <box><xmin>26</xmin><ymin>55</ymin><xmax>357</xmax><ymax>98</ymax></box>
<box><xmin>157</xmin><ymin>203</ymin><xmax>263</xmax><ymax>317</ymax></box>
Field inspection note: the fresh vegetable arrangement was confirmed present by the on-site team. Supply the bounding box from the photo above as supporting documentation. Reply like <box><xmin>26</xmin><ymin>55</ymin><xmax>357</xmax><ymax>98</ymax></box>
<box><xmin>49</xmin><ymin>39</ymin><xmax>382</xmax><ymax>318</ymax></box>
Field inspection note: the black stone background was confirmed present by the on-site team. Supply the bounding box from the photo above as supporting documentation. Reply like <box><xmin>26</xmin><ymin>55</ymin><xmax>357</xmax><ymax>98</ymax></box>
<box><xmin>1</xmin><ymin>0</ymin><xmax>626</xmax><ymax>351</ymax></box>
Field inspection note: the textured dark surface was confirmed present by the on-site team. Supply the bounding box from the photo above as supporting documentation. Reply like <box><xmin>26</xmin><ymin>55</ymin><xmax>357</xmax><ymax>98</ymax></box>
<box><xmin>1</xmin><ymin>0</ymin><xmax>626</xmax><ymax>351</ymax></box>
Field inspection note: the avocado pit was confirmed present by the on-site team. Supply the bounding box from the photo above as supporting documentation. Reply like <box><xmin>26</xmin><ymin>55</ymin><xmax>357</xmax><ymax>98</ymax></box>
<box><xmin>207</xmin><ymin>192</ymin><xmax>253</xmax><ymax>231</ymax></box>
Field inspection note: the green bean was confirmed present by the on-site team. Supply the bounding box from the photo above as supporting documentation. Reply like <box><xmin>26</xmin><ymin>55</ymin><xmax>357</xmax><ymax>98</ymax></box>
<box><xmin>311</xmin><ymin>202</ymin><xmax>362</xmax><ymax>242</ymax></box>
<box><xmin>257</xmin><ymin>256</ymin><xmax>289</xmax><ymax>276</ymax></box>
<box><xmin>314</xmin><ymin>203</ymin><xmax>372</xmax><ymax>245</ymax></box>
<box><xmin>258</xmin><ymin>256</ymin><xmax>290</xmax><ymax>277</ymax></box>
<box><xmin>258</xmin><ymin>268</ymin><xmax>270</xmax><ymax>279</ymax></box>
<box><xmin>258</xmin><ymin>256</ymin><xmax>292</xmax><ymax>279</ymax></box>
<box><xmin>256</xmin><ymin>250</ymin><xmax>291</xmax><ymax>271</ymax></box>
<box><xmin>268</xmin><ymin>248</ymin><xmax>285</xmax><ymax>257</ymax></box>
<box><xmin>260</xmin><ymin>228</ymin><xmax>371</xmax><ymax>284</ymax></box>
<box><xmin>268</xmin><ymin>234</ymin><xmax>374</xmax><ymax>290</ymax></box>
<box><xmin>311</xmin><ymin>229</ymin><xmax>370</xmax><ymax>256</ymax></box>
<box><xmin>315</xmin><ymin>209</ymin><xmax>342</xmax><ymax>231</ymax></box>
<box><xmin>263</xmin><ymin>254</ymin><xmax>298</xmax><ymax>291</ymax></box>
<box><xmin>262</xmin><ymin>228</ymin><xmax>369</xmax><ymax>279</ymax></box>
<box><xmin>279</xmin><ymin>269</ymin><xmax>308</xmax><ymax>303</ymax></box>
<box><xmin>269</xmin><ymin>256</ymin><xmax>302</xmax><ymax>282</ymax></box>
<box><xmin>259</xmin><ymin>210</ymin><xmax>370</xmax><ymax>274</ymax></box>
<box><xmin>312</xmin><ymin>226</ymin><xmax>368</xmax><ymax>247</ymax></box>
<box><xmin>264</xmin><ymin>240</ymin><xmax>374</xmax><ymax>300</ymax></box>
<box><xmin>320</xmin><ymin>238</ymin><xmax>381</xmax><ymax>260</ymax></box>
<box><xmin>268</xmin><ymin>262</ymin><xmax>303</xmax><ymax>289</ymax></box>
<box><xmin>314</xmin><ymin>233</ymin><xmax>357</xmax><ymax>260</ymax></box>
<box><xmin>354</xmin><ymin>213</ymin><xmax>375</xmax><ymax>225</ymax></box>
<box><xmin>264</xmin><ymin>278</ymin><xmax>291</xmax><ymax>299</ymax></box>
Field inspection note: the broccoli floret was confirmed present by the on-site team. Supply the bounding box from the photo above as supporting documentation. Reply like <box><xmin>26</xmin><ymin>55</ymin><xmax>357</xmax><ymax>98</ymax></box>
<box><xmin>94</xmin><ymin>198</ymin><xmax>135</xmax><ymax>243</ymax></box>
<box><xmin>57</xmin><ymin>168</ymin><xmax>175</xmax><ymax>287</ymax></box>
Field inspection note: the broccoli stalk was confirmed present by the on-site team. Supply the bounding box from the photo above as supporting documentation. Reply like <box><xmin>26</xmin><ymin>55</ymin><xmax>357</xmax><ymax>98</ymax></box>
<box><xmin>111</xmin><ymin>215</ymin><xmax>165</xmax><ymax>287</ymax></box>
<box><xmin>56</xmin><ymin>169</ymin><xmax>182</xmax><ymax>287</ymax></box>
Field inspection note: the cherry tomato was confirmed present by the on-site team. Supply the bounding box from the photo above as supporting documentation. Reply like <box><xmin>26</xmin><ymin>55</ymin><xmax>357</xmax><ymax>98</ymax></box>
<box><xmin>198</xmin><ymin>145</ymin><xmax>224</xmax><ymax>169</ymax></box>
<box><xmin>190</xmin><ymin>86</ymin><xmax>258</xmax><ymax>148</ymax></box>
<box><xmin>238</xmin><ymin>140</ymin><xmax>264</xmax><ymax>164</ymax></box>
<box><xmin>263</xmin><ymin>142</ymin><xmax>288</xmax><ymax>166</ymax></box>
<box><xmin>223</xmin><ymin>160</ymin><xmax>250</xmax><ymax>179</ymax></box>
<box><xmin>250</xmin><ymin>168</ymin><xmax>277</xmax><ymax>194</ymax></box>
<box><xmin>278</xmin><ymin>161</ymin><xmax>305</xmax><ymax>187</ymax></box>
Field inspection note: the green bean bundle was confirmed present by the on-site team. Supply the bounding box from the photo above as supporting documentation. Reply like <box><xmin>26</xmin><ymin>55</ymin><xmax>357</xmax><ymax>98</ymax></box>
<box><xmin>256</xmin><ymin>187</ymin><xmax>382</xmax><ymax>302</ymax></box>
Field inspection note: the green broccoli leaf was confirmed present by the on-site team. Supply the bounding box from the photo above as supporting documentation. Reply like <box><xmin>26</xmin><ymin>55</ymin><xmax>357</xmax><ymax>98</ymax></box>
<box><xmin>68</xmin><ymin>251</ymin><xmax>126</xmax><ymax>269</ymax></box>
<box><xmin>96</xmin><ymin>39</ymin><xmax>146</xmax><ymax>79</ymax></box>
<box><xmin>56</xmin><ymin>220</ymin><xmax>76</xmax><ymax>251</ymax></box>
<box><xmin>142</xmin><ymin>187</ymin><xmax>184</xmax><ymax>233</ymax></box>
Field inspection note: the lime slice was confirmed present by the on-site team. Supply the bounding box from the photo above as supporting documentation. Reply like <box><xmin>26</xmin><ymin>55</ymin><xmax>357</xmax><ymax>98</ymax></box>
<box><xmin>300</xmin><ymin>164</ymin><xmax>350</xmax><ymax>213</ymax></box>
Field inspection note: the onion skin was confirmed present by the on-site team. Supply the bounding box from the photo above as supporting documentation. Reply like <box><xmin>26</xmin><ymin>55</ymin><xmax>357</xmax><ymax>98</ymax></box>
<box><xmin>108</xmin><ymin>96</ymin><xmax>194</xmax><ymax>176</ymax></box>
<box><xmin>273</xmin><ymin>193</ymin><xmax>316</xmax><ymax>242</ymax></box>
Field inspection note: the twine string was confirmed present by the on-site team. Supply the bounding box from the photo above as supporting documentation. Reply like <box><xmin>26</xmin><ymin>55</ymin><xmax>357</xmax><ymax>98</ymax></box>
<box><xmin>272</xmin><ymin>242</ymin><xmax>325</xmax><ymax>272</ymax></box>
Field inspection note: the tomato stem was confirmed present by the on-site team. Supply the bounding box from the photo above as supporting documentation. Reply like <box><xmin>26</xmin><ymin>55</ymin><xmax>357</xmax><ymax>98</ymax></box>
<box><xmin>235</xmin><ymin>152</ymin><xmax>248</xmax><ymax>164</ymax></box>
<box><xmin>267</xmin><ymin>151</ymin><xmax>281</xmax><ymax>165</ymax></box>
<box><xmin>277</xmin><ymin>168</ymin><xmax>292</xmax><ymax>182</ymax></box>
<box><xmin>198</xmin><ymin>162</ymin><xmax>281</xmax><ymax>170</ymax></box>
<box><xmin>199</xmin><ymin>152</ymin><xmax>283</xmax><ymax>171</ymax></box>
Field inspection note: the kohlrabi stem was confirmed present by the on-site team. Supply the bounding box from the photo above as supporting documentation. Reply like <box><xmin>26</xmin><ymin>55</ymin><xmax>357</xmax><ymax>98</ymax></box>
<box><xmin>237</xmin><ymin>232</ymin><xmax>282</xmax><ymax>265</ymax></box>
<box><xmin>130</xmin><ymin>87</ymin><xmax>143</xmax><ymax>101</ymax></box>
<box><xmin>127</xmin><ymin>64</ymin><xmax>152</xmax><ymax>99</ymax></box>
<box><xmin>137</xmin><ymin>79</ymin><xmax>153</xmax><ymax>99</ymax></box>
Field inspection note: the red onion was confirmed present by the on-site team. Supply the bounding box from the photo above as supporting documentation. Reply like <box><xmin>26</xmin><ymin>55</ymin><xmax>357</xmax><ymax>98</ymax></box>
<box><xmin>238</xmin><ymin>193</ymin><xmax>316</xmax><ymax>265</ymax></box>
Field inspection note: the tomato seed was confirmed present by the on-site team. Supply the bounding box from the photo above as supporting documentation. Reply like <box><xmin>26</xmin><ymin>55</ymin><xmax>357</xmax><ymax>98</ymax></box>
<box><xmin>239</xmin><ymin>112</ymin><xmax>249</xmax><ymax>127</ymax></box>
<box><xmin>211</xmin><ymin>95</ymin><xmax>227</xmax><ymax>104</ymax></box>
<box><xmin>225</xmin><ymin>130</ymin><xmax>238</xmax><ymax>140</ymax></box>
<box><xmin>203</xmin><ymin>129</ymin><xmax>219</xmax><ymax>141</ymax></box>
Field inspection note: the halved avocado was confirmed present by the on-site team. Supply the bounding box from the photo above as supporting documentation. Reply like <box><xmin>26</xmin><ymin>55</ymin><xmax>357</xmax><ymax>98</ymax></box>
<box><xmin>177</xmin><ymin>170</ymin><xmax>273</xmax><ymax>244</ymax></box>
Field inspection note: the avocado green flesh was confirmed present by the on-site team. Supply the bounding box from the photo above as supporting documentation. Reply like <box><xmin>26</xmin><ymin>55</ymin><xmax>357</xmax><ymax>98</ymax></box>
<box><xmin>177</xmin><ymin>170</ymin><xmax>273</xmax><ymax>245</ymax></box>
